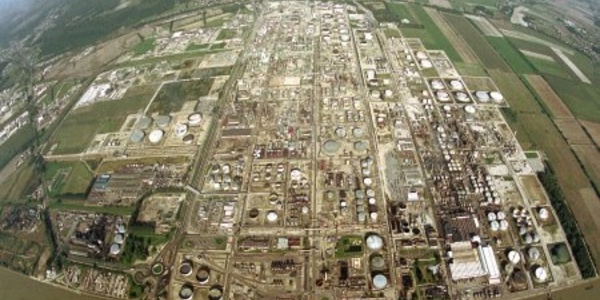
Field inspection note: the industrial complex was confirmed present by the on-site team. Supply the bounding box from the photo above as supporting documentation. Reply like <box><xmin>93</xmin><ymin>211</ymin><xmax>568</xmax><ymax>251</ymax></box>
<box><xmin>0</xmin><ymin>0</ymin><xmax>594</xmax><ymax>300</ymax></box>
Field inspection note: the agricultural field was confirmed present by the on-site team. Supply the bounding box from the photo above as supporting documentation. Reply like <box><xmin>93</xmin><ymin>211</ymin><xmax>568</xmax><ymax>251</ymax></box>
<box><xmin>486</xmin><ymin>37</ymin><xmax>535</xmax><ymax>74</ymax></box>
<box><xmin>44</xmin><ymin>161</ymin><xmax>93</xmax><ymax>197</ymax></box>
<box><xmin>443</xmin><ymin>14</ymin><xmax>509</xmax><ymax>70</ymax></box>
<box><xmin>425</xmin><ymin>8</ymin><xmax>478</xmax><ymax>63</ymax></box>
<box><xmin>0</xmin><ymin>124</ymin><xmax>36</xmax><ymax>171</ymax></box>
<box><xmin>48</xmin><ymin>85</ymin><xmax>156</xmax><ymax>155</ymax></box>
<box><xmin>36</xmin><ymin>0</ymin><xmax>176</xmax><ymax>58</ymax></box>
<box><xmin>525</xmin><ymin>75</ymin><xmax>573</xmax><ymax>119</ymax></box>
<box><xmin>572</xmin><ymin>145</ymin><xmax>600</xmax><ymax>192</ymax></box>
<box><xmin>527</xmin><ymin>56</ymin><xmax>573</xmax><ymax>79</ymax></box>
<box><xmin>398</xmin><ymin>5</ymin><xmax>462</xmax><ymax>62</ymax></box>
<box><xmin>132</xmin><ymin>38</ymin><xmax>156</xmax><ymax>56</ymax></box>
<box><xmin>453</xmin><ymin>62</ymin><xmax>487</xmax><ymax>76</ymax></box>
<box><xmin>0</xmin><ymin>161</ymin><xmax>39</xmax><ymax>203</ymax></box>
<box><xmin>368</xmin><ymin>2</ymin><xmax>418</xmax><ymax>24</ymax></box>
<box><xmin>544</xmin><ymin>75</ymin><xmax>600</xmax><ymax>123</ymax></box>
<box><xmin>554</xmin><ymin>119</ymin><xmax>591</xmax><ymax>145</ymax></box>
<box><xmin>580</xmin><ymin>120</ymin><xmax>600</xmax><ymax>147</ymax></box>
<box><xmin>449</xmin><ymin>0</ymin><xmax>499</xmax><ymax>11</ymax></box>
<box><xmin>148</xmin><ymin>78</ymin><xmax>214</xmax><ymax>114</ymax></box>
<box><xmin>489</xmin><ymin>69</ymin><xmax>600</xmax><ymax>267</ymax></box>
<box><xmin>216</xmin><ymin>29</ymin><xmax>237</xmax><ymax>41</ymax></box>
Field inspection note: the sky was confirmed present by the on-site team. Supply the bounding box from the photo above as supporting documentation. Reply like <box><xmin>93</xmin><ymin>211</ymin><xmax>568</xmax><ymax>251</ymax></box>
<box><xmin>0</xmin><ymin>0</ymin><xmax>33</xmax><ymax>19</ymax></box>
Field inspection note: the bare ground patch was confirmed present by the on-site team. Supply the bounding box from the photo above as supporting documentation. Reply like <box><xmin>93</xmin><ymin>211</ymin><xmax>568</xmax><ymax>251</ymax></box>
<box><xmin>428</xmin><ymin>0</ymin><xmax>452</xmax><ymax>9</ymax></box>
<box><xmin>465</xmin><ymin>14</ymin><xmax>502</xmax><ymax>36</ymax></box>
<box><xmin>521</xmin><ymin>49</ymin><xmax>555</xmax><ymax>62</ymax></box>
<box><xmin>519</xmin><ymin>175</ymin><xmax>549</xmax><ymax>205</ymax></box>
<box><xmin>572</xmin><ymin>145</ymin><xmax>600</xmax><ymax>190</ymax></box>
<box><xmin>424</xmin><ymin>9</ymin><xmax>478</xmax><ymax>63</ymax></box>
<box><xmin>580</xmin><ymin>120</ymin><xmax>600</xmax><ymax>147</ymax></box>
<box><xmin>526</xmin><ymin>75</ymin><xmax>573</xmax><ymax>119</ymax></box>
<box><xmin>555</xmin><ymin>119</ymin><xmax>592</xmax><ymax>145</ymax></box>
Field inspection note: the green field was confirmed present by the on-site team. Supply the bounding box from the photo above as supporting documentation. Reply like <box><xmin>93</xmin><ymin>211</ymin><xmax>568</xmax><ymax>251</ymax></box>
<box><xmin>132</xmin><ymin>38</ymin><xmax>156</xmax><ymax>56</ymax></box>
<box><xmin>451</xmin><ymin>0</ymin><xmax>498</xmax><ymax>12</ymax></box>
<box><xmin>45</xmin><ymin>162</ymin><xmax>93</xmax><ymax>196</ymax></box>
<box><xmin>544</xmin><ymin>75</ymin><xmax>600</xmax><ymax>123</ymax></box>
<box><xmin>49</xmin><ymin>199</ymin><xmax>134</xmax><ymax>215</ymax></box>
<box><xmin>400</xmin><ymin>5</ymin><xmax>462</xmax><ymax>62</ymax></box>
<box><xmin>216</xmin><ymin>29</ymin><xmax>237</xmax><ymax>41</ymax></box>
<box><xmin>0</xmin><ymin>124</ymin><xmax>36</xmax><ymax>171</ymax></box>
<box><xmin>506</xmin><ymin>37</ymin><xmax>556</xmax><ymax>57</ymax></box>
<box><xmin>486</xmin><ymin>37</ymin><xmax>535</xmax><ymax>74</ymax></box>
<box><xmin>211</xmin><ymin>42</ymin><xmax>226</xmax><ymax>50</ymax></box>
<box><xmin>454</xmin><ymin>62</ymin><xmax>487</xmax><ymax>76</ymax></box>
<box><xmin>527</xmin><ymin>57</ymin><xmax>572</xmax><ymax>79</ymax></box>
<box><xmin>0</xmin><ymin>160</ymin><xmax>39</xmax><ymax>203</ymax></box>
<box><xmin>384</xmin><ymin>28</ymin><xmax>402</xmax><ymax>38</ymax></box>
<box><xmin>443</xmin><ymin>14</ymin><xmax>509</xmax><ymax>71</ymax></box>
<box><xmin>49</xmin><ymin>85</ymin><xmax>156</xmax><ymax>155</ymax></box>
<box><xmin>149</xmin><ymin>78</ymin><xmax>214</xmax><ymax>114</ymax></box>
<box><xmin>388</xmin><ymin>2</ymin><xmax>417</xmax><ymax>23</ymax></box>
<box><xmin>186</xmin><ymin>43</ymin><xmax>211</xmax><ymax>52</ymax></box>
<box><xmin>566</xmin><ymin>51</ymin><xmax>600</xmax><ymax>85</ymax></box>
<box><xmin>335</xmin><ymin>235</ymin><xmax>363</xmax><ymax>258</ymax></box>
<box><xmin>37</xmin><ymin>0</ymin><xmax>176</xmax><ymax>58</ymax></box>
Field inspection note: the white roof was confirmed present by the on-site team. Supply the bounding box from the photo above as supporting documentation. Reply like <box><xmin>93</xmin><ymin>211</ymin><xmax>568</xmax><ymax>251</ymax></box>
<box><xmin>366</xmin><ymin>235</ymin><xmax>383</xmax><ymax>251</ymax></box>
<box><xmin>479</xmin><ymin>245</ymin><xmax>501</xmax><ymax>284</ymax></box>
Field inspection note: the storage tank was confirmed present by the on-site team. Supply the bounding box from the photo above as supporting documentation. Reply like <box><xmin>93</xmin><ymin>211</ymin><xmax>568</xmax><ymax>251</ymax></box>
<box><xmin>372</xmin><ymin>274</ymin><xmax>388</xmax><ymax>290</ymax></box>
<box><xmin>129</xmin><ymin>129</ymin><xmax>145</xmax><ymax>143</ymax></box>
<box><xmin>508</xmin><ymin>250</ymin><xmax>521</xmax><ymax>264</ymax></box>
<box><xmin>148</xmin><ymin>129</ymin><xmax>164</xmax><ymax>144</ymax></box>
<box><xmin>528</xmin><ymin>248</ymin><xmax>541</xmax><ymax>261</ymax></box>
<box><xmin>196</xmin><ymin>266</ymin><xmax>210</xmax><ymax>284</ymax></box>
<box><xmin>179</xmin><ymin>261</ymin><xmax>193</xmax><ymax>276</ymax></box>
<box><xmin>366</xmin><ymin>234</ymin><xmax>384</xmax><ymax>251</ymax></box>
<box><xmin>533</xmin><ymin>267</ymin><xmax>548</xmax><ymax>282</ymax></box>
<box><xmin>179</xmin><ymin>284</ymin><xmax>194</xmax><ymax>300</ymax></box>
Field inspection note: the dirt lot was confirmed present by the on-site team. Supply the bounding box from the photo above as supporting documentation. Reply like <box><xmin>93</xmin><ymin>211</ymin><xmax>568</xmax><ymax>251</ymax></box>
<box><xmin>425</xmin><ymin>9</ymin><xmax>478</xmax><ymax>63</ymax></box>
<box><xmin>555</xmin><ymin>119</ymin><xmax>592</xmax><ymax>145</ymax></box>
<box><xmin>526</xmin><ymin>75</ymin><xmax>573</xmax><ymax>119</ymax></box>
<box><xmin>580</xmin><ymin>120</ymin><xmax>600</xmax><ymax>147</ymax></box>
<box><xmin>518</xmin><ymin>175</ymin><xmax>548</xmax><ymax>205</ymax></box>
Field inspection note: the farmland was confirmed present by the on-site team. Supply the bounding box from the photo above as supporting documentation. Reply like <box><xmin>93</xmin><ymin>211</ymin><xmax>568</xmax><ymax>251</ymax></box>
<box><xmin>132</xmin><ymin>38</ymin><xmax>156</xmax><ymax>56</ymax></box>
<box><xmin>580</xmin><ymin>120</ymin><xmax>600</xmax><ymax>147</ymax></box>
<box><xmin>572</xmin><ymin>145</ymin><xmax>600</xmax><ymax>192</ymax></box>
<box><xmin>44</xmin><ymin>161</ymin><xmax>93</xmax><ymax>197</ymax></box>
<box><xmin>544</xmin><ymin>75</ymin><xmax>600</xmax><ymax>123</ymax></box>
<box><xmin>0</xmin><ymin>161</ymin><xmax>39</xmax><ymax>203</ymax></box>
<box><xmin>487</xmin><ymin>37</ymin><xmax>535</xmax><ymax>74</ymax></box>
<box><xmin>527</xmin><ymin>56</ymin><xmax>573</xmax><ymax>79</ymax></box>
<box><xmin>554</xmin><ymin>119</ymin><xmax>591</xmax><ymax>145</ymax></box>
<box><xmin>0</xmin><ymin>125</ymin><xmax>36</xmax><ymax>171</ymax></box>
<box><xmin>525</xmin><ymin>75</ymin><xmax>573</xmax><ymax>119</ymax></box>
<box><xmin>443</xmin><ymin>14</ymin><xmax>509</xmax><ymax>71</ymax></box>
<box><xmin>424</xmin><ymin>8</ymin><xmax>478</xmax><ymax>63</ymax></box>
<box><xmin>489</xmin><ymin>69</ymin><xmax>600</xmax><ymax>268</ymax></box>
<box><xmin>397</xmin><ymin>5</ymin><xmax>462</xmax><ymax>62</ymax></box>
<box><xmin>148</xmin><ymin>78</ymin><xmax>214</xmax><ymax>114</ymax></box>
<box><xmin>48</xmin><ymin>85</ymin><xmax>156</xmax><ymax>155</ymax></box>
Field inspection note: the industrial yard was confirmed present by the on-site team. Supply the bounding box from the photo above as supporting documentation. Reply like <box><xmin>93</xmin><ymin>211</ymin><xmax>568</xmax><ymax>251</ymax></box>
<box><xmin>0</xmin><ymin>0</ymin><xmax>598</xmax><ymax>300</ymax></box>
